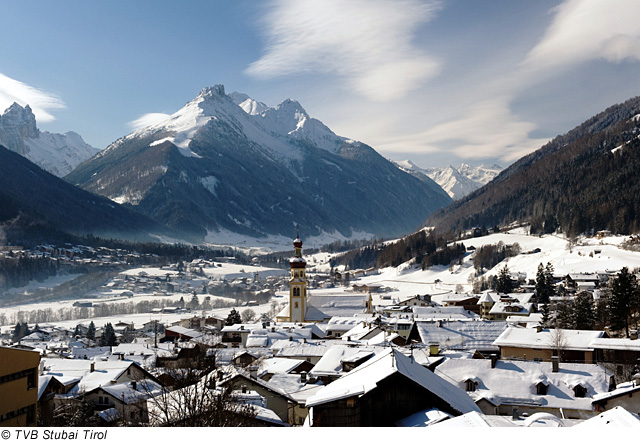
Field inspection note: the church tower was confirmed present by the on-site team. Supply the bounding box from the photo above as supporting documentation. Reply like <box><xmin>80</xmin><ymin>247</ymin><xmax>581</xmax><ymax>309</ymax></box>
<box><xmin>289</xmin><ymin>233</ymin><xmax>308</xmax><ymax>323</ymax></box>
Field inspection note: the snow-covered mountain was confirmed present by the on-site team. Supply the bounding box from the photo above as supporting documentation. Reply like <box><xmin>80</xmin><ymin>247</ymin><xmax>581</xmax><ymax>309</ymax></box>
<box><xmin>0</xmin><ymin>103</ymin><xmax>99</xmax><ymax>177</ymax></box>
<box><xmin>395</xmin><ymin>160</ymin><xmax>502</xmax><ymax>200</ymax></box>
<box><xmin>67</xmin><ymin>85</ymin><xmax>452</xmax><ymax>242</ymax></box>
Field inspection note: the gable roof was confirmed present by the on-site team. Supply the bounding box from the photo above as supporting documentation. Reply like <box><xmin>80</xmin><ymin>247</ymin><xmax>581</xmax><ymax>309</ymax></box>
<box><xmin>306</xmin><ymin>348</ymin><xmax>480</xmax><ymax>415</ymax></box>
<box><xmin>414</xmin><ymin>320</ymin><xmax>508</xmax><ymax>351</ymax></box>
<box><xmin>492</xmin><ymin>327</ymin><xmax>605</xmax><ymax>351</ymax></box>
<box><xmin>435</xmin><ymin>358</ymin><xmax>612</xmax><ymax>411</ymax></box>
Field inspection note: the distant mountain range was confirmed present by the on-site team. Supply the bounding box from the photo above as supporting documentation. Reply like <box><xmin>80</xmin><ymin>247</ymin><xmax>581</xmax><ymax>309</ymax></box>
<box><xmin>426</xmin><ymin>95</ymin><xmax>640</xmax><ymax>237</ymax></box>
<box><xmin>394</xmin><ymin>161</ymin><xmax>502</xmax><ymax>200</ymax></box>
<box><xmin>66</xmin><ymin>85</ymin><xmax>452</xmax><ymax>243</ymax></box>
<box><xmin>0</xmin><ymin>103</ymin><xmax>98</xmax><ymax>177</ymax></box>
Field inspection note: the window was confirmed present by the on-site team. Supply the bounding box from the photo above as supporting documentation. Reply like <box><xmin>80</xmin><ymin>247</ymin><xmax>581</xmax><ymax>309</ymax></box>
<box><xmin>293</xmin><ymin>287</ymin><xmax>300</xmax><ymax>297</ymax></box>
<box><xmin>536</xmin><ymin>383</ymin><xmax>548</xmax><ymax>395</ymax></box>
<box><xmin>294</xmin><ymin>302</ymin><xmax>299</xmax><ymax>309</ymax></box>
<box><xmin>465</xmin><ymin>380</ymin><xmax>477</xmax><ymax>392</ymax></box>
<box><xmin>574</xmin><ymin>385</ymin><xmax>587</xmax><ymax>398</ymax></box>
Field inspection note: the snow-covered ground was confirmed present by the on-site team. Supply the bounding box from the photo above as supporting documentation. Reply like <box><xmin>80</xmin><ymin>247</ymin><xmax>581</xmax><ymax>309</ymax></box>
<box><xmin>307</xmin><ymin>228</ymin><xmax>640</xmax><ymax>306</ymax></box>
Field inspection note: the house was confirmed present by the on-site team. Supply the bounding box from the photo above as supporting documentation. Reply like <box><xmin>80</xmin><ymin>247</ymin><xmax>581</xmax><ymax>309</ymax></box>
<box><xmin>162</xmin><ymin>326</ymin><xmax>202</xmax><ymax>342</ymax></box>
<box><xmin>493</xmin><ymin>327</ymin><xmax>606</xmax><ymax>363</ymax></box>
<box><xmin>435</xmin><ymin>357</ymin><xmax>615</xmax><ymax>419</ymax></box>
<box><xmin>590</xmin><ymin>334</ymin><xmax>640</xmax><ymax>378</ymax></box>
<box><xmin>305</xmin><ymin>348</ymin><xmax>480</xmax><ymax>426</ymax></box>
<box><xmin>218</xmin><ymin>368</ymin><xmax>296</xmax><ymax>424</ymax></box>
<box><xmin>397</xmin><ymin>294</ymin><xmax>432</xmax><ymax>307</ymax></box>
<box><xmin>309</xmin><ymin>345</ymin><xmax>385</xmax><ymax>384</ymax></box>
<box><xmin>83</xmin><ymin>380</ymin><xmax>163</xmax><ymax>424</ymax></box>
<box><xmin>592</xmin><ymin>380</ymin><xmax>640</xmax><ymax>414</ymax></box>
<box><xmin>0</xmin><ymin>346</ymin><xmax>40</xmax><ymax>426</ymax></box>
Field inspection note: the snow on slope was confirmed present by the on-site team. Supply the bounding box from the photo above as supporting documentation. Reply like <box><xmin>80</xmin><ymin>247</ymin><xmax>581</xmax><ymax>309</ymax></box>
<box><xmin>395</xmin><ymin>160</ymin><xmax>502</xmax><ymax>200</ymax></box>
<box><xmin>0</xmin><ymin>103</ymin><xmax>98</xmax><ymax>176</ymax></box>
<box><xmin>307</xmin><ymin>228</ymin><xmax>640</xmax><ymax>306</ymax></box>
<box><xmin>114</xmin><ymin>85</ymin><xmax>354</xmax><ymax>162</ymax></box>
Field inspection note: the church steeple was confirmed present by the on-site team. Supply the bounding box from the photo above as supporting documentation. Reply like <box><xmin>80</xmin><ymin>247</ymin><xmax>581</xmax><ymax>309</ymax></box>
<box><xmin>289</xmin><ymin>231</ymin><xmax>307</xmax><ymax>323</ymax></box>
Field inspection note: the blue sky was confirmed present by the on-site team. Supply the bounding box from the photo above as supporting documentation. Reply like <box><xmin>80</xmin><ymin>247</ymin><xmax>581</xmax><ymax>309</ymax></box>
<box><xmin>3</xmin><ymin>0</ymin><xmax>640</xmax><ymax>168</ymax></box>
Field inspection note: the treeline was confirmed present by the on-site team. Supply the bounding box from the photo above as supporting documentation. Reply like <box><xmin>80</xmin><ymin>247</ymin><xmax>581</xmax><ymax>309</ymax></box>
<box><xmin>0</xmin><ymin>255</ymin><xmax>61</xmax><ymax>291</ymax></box>
<box><xmin>321</xmin><ymin>237</ymin><xmax>382</xmax><ymax>254</ymax></box>
<box><xmin>0</xmin><ymin>296</ymin><xmax>237</xmax><ymax>327</ymax></box>
<box><xmin>473</xmin><ymin>242</ymin><xmax>521</xmax><ymax>273</ymax></box>
<box><xmin>330</xmin><ymin>230</ymin><xmax>466</xmax><ymax>271</ymax></box>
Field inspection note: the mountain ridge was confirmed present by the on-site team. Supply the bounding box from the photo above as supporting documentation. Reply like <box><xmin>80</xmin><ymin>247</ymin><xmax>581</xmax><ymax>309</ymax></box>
<box><xmin>66</xmin><ymin>85</ymin><xmax>452</xmax><ymax>242</ymax></box>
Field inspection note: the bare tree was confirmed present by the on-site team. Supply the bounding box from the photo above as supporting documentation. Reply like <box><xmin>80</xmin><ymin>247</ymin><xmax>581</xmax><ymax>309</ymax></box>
<box><xmin>548</xmin><ymin>328</ymin><xmax>568</xmax><ymax>362</ymax></box>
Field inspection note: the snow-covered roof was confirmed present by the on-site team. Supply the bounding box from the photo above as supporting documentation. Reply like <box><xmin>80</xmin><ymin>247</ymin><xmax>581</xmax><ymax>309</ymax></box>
<box><xmin>592</xmin><ymin>382</ymin><xmax>640</xmax><ymax>403</ymax></box>
<box><xmin>41</xmin><ymin>358</ymin><xmax>138</xmax><ymax>393</ymax></box>
<box><xmin>306</xmin><ymin>348</ymin><xmax>480</xmax><ymax>416</ymax></box>
<box><xmin>309</xmin><ymin>345</ymin><xmax>382</xmax><ymax>377</ymax></box>
<box><xmin>427</xmin><ymin>410</ymin><xmax>519</xmax><ymax>427</ymax></box>
<box><xmin>435</xmin><ymin>358</ymin><xmax>612</xmax><ymax>412</ymax></box>
<box><xmin>414</xmin><ymin>320</ymin><xmax>508</xmax><ymax>351</ymax></box>
<box><xmin>394</xmin><ymin>408</ymin><xmax>452</xmax><ymax>427</ymax></box>
<box><xmin>413</xmin><ymin>306</ymin><xmax>478</xmax><ymax>321</ymax></box>
<box><xmin>493</xmin><ymin>327</ymin><xmax>605</xmax><ymax>351</ymax></box>
<box><xmin>589</xmin><ymin>337</ymin><xmax>640</xmax><ymax>351</ymax></box>
<box><xmin>256</xmin><ymin>357</ymin><xmax>304</xmax><ymax>378</ymax></box>
<box><xmin>264</xmin><ymin>373</ymin><xmax>324</xmax><ymax>404</ymax></box>
<box><xmin>488</xmin><ymin>302</ymin><xmax>533</xmax><ymax>315</ymax></box>
<box><xmin>573</xmin><ymin>406</ymin><xmax>640</xmax><ymax>427</ymax></box>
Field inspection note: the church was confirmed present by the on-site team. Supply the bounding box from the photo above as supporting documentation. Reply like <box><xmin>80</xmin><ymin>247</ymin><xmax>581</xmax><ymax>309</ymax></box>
<box><xmin>275</xmin><ymin>234</ymin><xmax>373</xmax><ymax>324</ymax></box>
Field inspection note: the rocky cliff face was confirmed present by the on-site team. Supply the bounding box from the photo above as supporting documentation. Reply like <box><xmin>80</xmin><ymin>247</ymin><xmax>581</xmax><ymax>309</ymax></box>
<box><xmin>0</xmin><ymin>103</ymin><xmax>99</xmax><ymax>176</ymax></box>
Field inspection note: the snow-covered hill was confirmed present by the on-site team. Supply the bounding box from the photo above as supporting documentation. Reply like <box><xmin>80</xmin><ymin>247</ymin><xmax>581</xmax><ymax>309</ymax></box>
<box><xmin>395</xmin><ymin>160</ymin><xmax>502</xmax><ymax>200</ymax></box>
<box><xmin>307</xmin><ymin>228</ymin><xmax>640</xmax><ymax>304</ymax></box>
<box><xmin>0</xmin><ymin>103</ymin><xmax>99</xmax><ymax>176</ymax></box>
<box><xmin>68</xmin><ymin>85</ymin><xmax>451</xmax><ymax>242</ymax></box>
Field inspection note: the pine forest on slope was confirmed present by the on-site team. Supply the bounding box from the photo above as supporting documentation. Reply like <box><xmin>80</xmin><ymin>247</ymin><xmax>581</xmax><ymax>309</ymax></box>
<box><xmin>425</xmin><ymin>95</ymin><xmax>640</xmax><ymax>238</ymax></box>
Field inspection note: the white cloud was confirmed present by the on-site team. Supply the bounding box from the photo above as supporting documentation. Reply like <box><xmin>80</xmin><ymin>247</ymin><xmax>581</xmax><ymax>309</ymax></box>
<box><xmin>128</xmin><ymin>113</ymin><xmax>171</xmax><ymax>130</ymax></box>
<box><xmin>522</xmin><ymin>0</ymin><xmax>640</xmax><ymax>73</ymax></box>
<box><xmin>0</xmin><ymin>73</ymin><xmax>65</xmax><ymax>122</ymax></box>
<box><xmin>375</xmin><ymin>98</ymin><xmax>550</xmax><ymax>163</ymax></box>
<box><xmin>246</xmin><ymin>0</ymin><xmax>441</xmax><ymax>101</ymax></box>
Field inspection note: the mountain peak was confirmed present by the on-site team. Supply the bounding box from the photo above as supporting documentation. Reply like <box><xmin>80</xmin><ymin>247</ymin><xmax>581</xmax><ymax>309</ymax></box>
<box><xmin>197</xmin><ymin>84</ymin><xmax>226</xmax><ymax>99</ymax></box>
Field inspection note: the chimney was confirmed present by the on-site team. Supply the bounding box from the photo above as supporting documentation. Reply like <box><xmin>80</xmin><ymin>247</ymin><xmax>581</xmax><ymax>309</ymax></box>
<box><xmin>300</xmin><ymin>371</ymin><xmax>307</xmax><ymax>383</ymax></box>
<box><xmin>551</xmin><ymin>355</ymin><xmax>559</xmax><ymax>373</ymax></box>
<box><xmin>536</xmin><ymin>325</ymin><xmax>543</xmax><ymax>333</ymax></box>
<box><xmin>90</xmin><ymin>362</ymin><xmax>95</xmax><ymax>373</ymax></box>
<box><xmin>490</xmin><ymin>354</ymin><xmax>498</xmax><ymax>369</ymax></box>
<box><xmin>630</xmin><ymin>330</ymin><xmax>638</xmax><ymax>340</ymax></box>
<box><xmin>39</xmin><ymin>360</ymin><xmax>45</xmax><ymax>376</ymax></box>
<box><xmin>249</xmin><ymin>366</ymin><xmax>258</xmax><ymax>379</ymax></box>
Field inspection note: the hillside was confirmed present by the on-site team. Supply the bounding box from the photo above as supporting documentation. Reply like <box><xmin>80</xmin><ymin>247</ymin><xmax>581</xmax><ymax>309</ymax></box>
<box><xmin>426</xmin><ymin>95</ymin><xmax>640</xmax><ymax>237</ymax></box>
<box><xmin>66</xmin><ymin>85</ymin><xmax>452</xmax><ymax>242</ymax></box>
<box><xmin>0</xmin><ymin>145</ymin><xmax>176</xmax><ymax>244</ymax></box>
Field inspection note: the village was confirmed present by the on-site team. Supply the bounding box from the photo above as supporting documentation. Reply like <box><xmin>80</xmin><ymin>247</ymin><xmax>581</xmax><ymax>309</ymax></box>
<box><xmin>2</xmin><ymin>228</ymin><xmax>640</xmax><ymax>428</ymax></box>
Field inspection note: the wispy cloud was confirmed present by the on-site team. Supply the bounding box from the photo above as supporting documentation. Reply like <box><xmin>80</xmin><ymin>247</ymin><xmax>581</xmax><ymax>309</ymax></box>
<box><xmin>522</xmin><ymin>0</ymin><xmax>640</xmax><ymax>74</ymax></box>
<box><xmin>376</xmin><ymin>98</ymin><xmax>550</xmax><ymax>163</ymax></box>
<box><xmin>246</xmin><ymin>0</ymin><xmax>442</xmax><ymax>101</ymax></box>
<box><xmin>128</xmin><ymin>113</ymin><xmax>171</xmax><ymax>131</ymax></box>
<box><xmin>0</xmin><ymin>73</ymin><xmax>65</xmax><ymax>122</ymax></box>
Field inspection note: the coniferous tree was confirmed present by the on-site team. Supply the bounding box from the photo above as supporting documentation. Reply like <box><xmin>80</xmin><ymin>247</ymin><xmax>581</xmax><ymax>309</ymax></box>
<box><xmin>87</xmin><ymin>321</ymin><xmax>96</xmax><ymax>341</ymax></box>
<box><xmin>495</xmin><ymin>265</ymin><xmax>514</xmax><ymax>294</ymax></box>
<box><xmin>571</xmin><ymin>292</ymin><xmax>596</xmax><ymax>330</ymax></box>
<box><xmin>225</xmin><ymin>308</ymin><xmax>241</xmax><ymax>326</ymax></box>
<box><xmin>100</xmin><ymin>323</ymin><xmax>117</xmax><ymax>346</ymax></box>
<box><xmin>610</xmin><ymin>267</ymin><xmax>640</xmax><ymax>336</ymax></box>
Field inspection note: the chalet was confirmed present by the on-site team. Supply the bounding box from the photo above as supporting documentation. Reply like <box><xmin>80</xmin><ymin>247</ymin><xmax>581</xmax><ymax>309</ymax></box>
<box><xmin>305</xmin><ymin>348</ymin><xmax>480</xmax><ymax>426</ymax></box>
<box><xmin>397</xmin><ymin>294</ymin><xmax>432</xmax><ymax>307</ymax></box>
<box><xmin>83</xmin><ymin>380</ymin><xmax>163</xmax><ymax>424</ymax></box>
